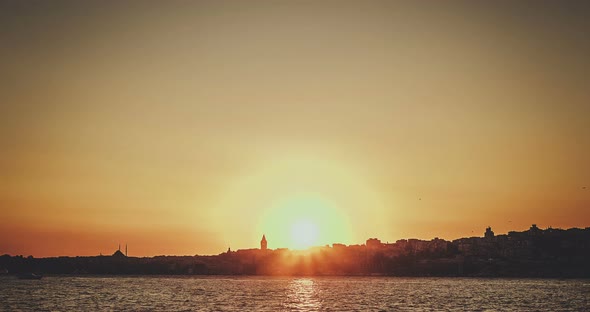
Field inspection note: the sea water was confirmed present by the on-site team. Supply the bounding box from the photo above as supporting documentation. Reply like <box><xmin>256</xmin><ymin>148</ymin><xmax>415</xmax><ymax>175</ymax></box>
<box><xmin>1</xmin><ymin>276</ymin><xmax>588</xmax><ymax>311</ymax></box>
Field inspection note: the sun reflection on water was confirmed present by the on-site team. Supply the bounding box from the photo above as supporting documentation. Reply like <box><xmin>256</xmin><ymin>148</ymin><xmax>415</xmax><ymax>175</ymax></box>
<box><xmin>285</xmin><ymin>278</ymin><xmax>321</xmax><ymax>311</ymax></box>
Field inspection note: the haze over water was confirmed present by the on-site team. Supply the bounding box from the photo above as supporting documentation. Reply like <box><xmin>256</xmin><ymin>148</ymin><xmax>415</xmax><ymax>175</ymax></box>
<box><xmin>1</xmin><ymin>276</ymin><xmax>589</xmax><ymax>311</ymax></box>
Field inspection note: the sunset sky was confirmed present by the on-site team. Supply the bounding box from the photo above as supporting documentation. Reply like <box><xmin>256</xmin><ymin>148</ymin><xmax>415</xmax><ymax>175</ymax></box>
<box><xmin>1</xmin><ymin>1</ymin><xmax>589</xmax><ymax>257</ymax></box>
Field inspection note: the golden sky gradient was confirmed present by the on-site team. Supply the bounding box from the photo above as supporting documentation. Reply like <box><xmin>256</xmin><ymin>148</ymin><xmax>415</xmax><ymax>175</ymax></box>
<box><xmin>1</xmin><ymin>1</ymin><xmax>589</xmax><ymax>257</ymax></box>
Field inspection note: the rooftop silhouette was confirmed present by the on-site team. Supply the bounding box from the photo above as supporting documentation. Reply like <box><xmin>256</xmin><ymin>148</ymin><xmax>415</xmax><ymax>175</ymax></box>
<box><xmin>1</xmin><ymin>225</ymin><xmax>589</xmax><ymax>277</ymax></box>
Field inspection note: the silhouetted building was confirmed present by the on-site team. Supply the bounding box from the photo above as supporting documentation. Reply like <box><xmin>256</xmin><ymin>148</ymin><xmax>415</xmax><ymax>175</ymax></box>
<box><xmin>260</xmin><ymin>234</ymin><xmax>267</xmax><ymax>251</ymax></box>
<box><xmin>366</xmin><ymin>238</ymin><xmax>382</xmax><ymax>248</ymax></box>
<box><xmin>485</xmin><ymin>227</ymin><xmax>495</xmax><ymax>239</ymax></box>
<box><xmin>113</xmin><ymin>244</ymin><xmax>127</xmax><ymax>258</ymax></box>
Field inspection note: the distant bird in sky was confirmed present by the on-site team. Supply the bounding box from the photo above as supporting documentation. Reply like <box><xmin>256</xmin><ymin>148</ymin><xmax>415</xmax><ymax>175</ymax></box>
<box><xmin>583</xmin><ymin>186</ymin><xmax>587</xmax><ymax>190</ymax></box>
<box><xmin>419</xmin><ymin>198</ymin><xmax>422</xmax><ymax>201</ymax></box>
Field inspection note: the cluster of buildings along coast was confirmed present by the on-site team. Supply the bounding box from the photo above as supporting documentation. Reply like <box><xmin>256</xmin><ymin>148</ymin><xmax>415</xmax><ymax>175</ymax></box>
<box><xmin>2</xmin><ymin>224</ymin><xmax>589</xmax><ymax>277</ymax></box>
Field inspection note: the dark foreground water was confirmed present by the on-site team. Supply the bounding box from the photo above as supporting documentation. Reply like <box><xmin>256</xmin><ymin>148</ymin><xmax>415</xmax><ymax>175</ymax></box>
<box><xmin>1</xmin><ymin>276</ymin><xmax>589</xmax><ymax>311</ymax></box>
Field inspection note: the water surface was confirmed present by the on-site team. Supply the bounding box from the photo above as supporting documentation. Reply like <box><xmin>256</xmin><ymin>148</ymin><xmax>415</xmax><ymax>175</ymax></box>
<box><xmin>1</xmin><ymin>276</ymin><xmax>588</xmax><ymax>311</ymax></box>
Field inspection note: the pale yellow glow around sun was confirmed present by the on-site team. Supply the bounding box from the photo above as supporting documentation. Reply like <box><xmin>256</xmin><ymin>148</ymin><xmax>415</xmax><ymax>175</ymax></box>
<box><xmin>290</xmin><ymin>219</ymin><xmax>319</xmax><ymax>249</ymax></box>
<box><xmin>215</xmin><ymin>154</ymin><xmax>383</xmax><ymax>250</ymax></box>
<box><xmin>259</xmin><ymin>195</ymin><xmax>351</xmax><ymax>250</ymax></box>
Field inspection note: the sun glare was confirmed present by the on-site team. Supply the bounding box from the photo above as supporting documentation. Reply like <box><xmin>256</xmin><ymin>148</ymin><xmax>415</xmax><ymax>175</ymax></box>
<box><xmin>259</xmin><ymin>194</ymin><xmax>352</xmax><ymax>250</ymax></box>
<box><xmin>290</xmin><ymin>219</ymin><xmax>319</xmax><ymax>249</ymax></box>
<box><xmin>219</xmin><ymin>154</ymin><xmax>382</xmax><ymax>250</ymax></box>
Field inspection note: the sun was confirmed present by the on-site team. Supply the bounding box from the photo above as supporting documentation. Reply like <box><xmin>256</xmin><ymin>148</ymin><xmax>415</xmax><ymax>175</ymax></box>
<box><xmin>220</xmin><ymin>153</ymin><xmax>380</xmax><ymax>250</ymax></box>
<box><xmin>258</xmin><ymin>194</ymin><xmax>352</xmax><ymax>250</ymax></box>
<box><xmin>290</xmin><ymin>219</ymin><xmax>319</xmax><ymax>249</ymax></box>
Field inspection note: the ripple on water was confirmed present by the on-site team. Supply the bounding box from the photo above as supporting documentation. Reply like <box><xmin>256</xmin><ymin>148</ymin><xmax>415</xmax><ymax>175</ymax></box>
<box><xmin>0</xmin><ymin>276</ymin><xmax>589</xmax><ymax>311</ymax></box>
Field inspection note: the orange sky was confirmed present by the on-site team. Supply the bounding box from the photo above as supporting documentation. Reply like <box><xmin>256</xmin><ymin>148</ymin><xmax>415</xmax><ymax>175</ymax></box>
<box><xmin>1</xmin><ymin>1</ymin><xmax>589</xmax><ymax>257</ymax></box>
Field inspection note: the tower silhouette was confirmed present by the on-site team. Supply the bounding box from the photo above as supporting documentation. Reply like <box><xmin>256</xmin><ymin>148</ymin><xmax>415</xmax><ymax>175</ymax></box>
<box><xmin>260</xmin><ymin>234</ymin><xmax>267</xmax><ymax>251</ymax></box>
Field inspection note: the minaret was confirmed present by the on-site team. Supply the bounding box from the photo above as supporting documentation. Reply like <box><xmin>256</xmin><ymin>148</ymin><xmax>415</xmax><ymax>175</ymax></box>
<box><xmin>125</xmin><ymin>244</ymin><xmax>128</xmax><ymax>257</ymax></box>
<box><xmin>260</xmin><ymin>234</ymin><xmax>267</xmax><ymax>251</ymax></box>
<box><xmin>118</xmin><ymin>243</ymin><xmax>121</xmax><ymax>251</ymax></box>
